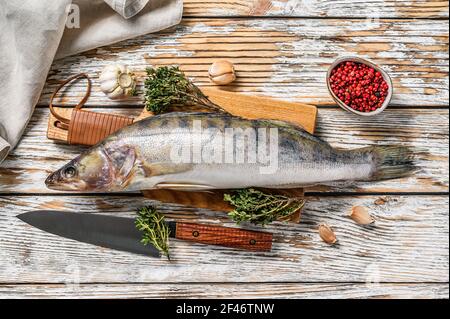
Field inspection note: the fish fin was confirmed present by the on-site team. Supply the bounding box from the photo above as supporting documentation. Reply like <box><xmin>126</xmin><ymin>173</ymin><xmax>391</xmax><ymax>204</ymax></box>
<box><xmin>259</xmin><ymin>119</ymin><xmax>330</xmax><ymax>146</ymax></box>
<box><xmin>366</xmin><ymin>146</ymin><xmax>417</xmax><ymax>181</ymax></box>
<box><xmin>154</xmin><ymin>182</ymin><xmax>215</xmax><ymax>191</ymax></box>
<box><xmin>119</xmin><ymin>150</ymin><xmax>136</xmax><ymax>179</ymax></box>
<box><xmin>141</xmin><ymin>163</ymin><xmax>193</xmax><ymax>177</ymax></box>
<box><xmin>261</xmin><ymin>119</ymin><xmax>306</xmax><ymax>131</ymax></box>
<box><xmin>120</xmin><ymin>170</ymin><xmax>136</xmax><ymax>188</ymax></box>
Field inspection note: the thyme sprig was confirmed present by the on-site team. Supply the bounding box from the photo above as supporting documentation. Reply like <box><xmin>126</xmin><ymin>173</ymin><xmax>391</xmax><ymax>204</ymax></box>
<box><xmin>224</xmin><ymin>188</ymin><xmax>305</xmax><ymax>226</ymax></box>
<box><xmin>144</xmin><ymin>66</ymin><xmax>229</xmax><ymax>114</ymax></box>
<box><xmin>135</xmin><ymin>206</ymin><xmax>171</xmax><ymax>259</ymax></box>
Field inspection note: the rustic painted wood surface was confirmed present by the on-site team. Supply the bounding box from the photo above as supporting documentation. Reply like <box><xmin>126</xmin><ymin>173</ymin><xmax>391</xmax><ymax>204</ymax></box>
<box><xmin>40</xmin><ymin>19</ymin><xmax>449</xmax><ymax>107</ymax></box>
<box><xmin>1</xmin><ymin>284</ymin><xmax>448</xmax><ymax>299</ymax></box>
<box><xmin>0</xmin><ymin>195</ymin><xmax>448</xmax><ymax>283</ymax></box>
<box><xmin>1</xmin><ymin>108</ymin><xmax>447</xmax><ymax>194</ymax></box>
<box><xmin>183</xmin><ymin>0</ymin><xmax>450</xmax><ymax>18</ymax></box>
<box><xmin>0</xmin><ymin>1</ymin><xmax>448</xmax><ymax>299</ymax></box>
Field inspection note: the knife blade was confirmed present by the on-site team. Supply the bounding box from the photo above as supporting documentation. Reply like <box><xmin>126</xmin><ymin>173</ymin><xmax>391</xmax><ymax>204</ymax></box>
<box><xmin>17</xmin><ymin>211</ymin><xmax>272</xmax><ymax>257</ymax></box>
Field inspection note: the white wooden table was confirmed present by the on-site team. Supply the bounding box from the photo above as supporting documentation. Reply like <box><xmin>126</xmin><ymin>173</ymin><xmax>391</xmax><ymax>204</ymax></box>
<box><xmin>0</xmin><ymin>1</ymin><xmax>448</xmax><ymax>298</ymax></box>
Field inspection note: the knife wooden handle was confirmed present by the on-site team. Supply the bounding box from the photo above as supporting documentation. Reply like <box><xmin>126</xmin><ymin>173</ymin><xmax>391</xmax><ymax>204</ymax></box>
<box><xmin>174</xmin><ymin>223</ymin><xmax>272</xmax><ymax>252</ymax></box>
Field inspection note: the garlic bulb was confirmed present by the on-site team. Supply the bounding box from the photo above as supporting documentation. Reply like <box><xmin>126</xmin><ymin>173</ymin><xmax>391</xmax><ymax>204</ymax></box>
<box><xmin>99</xmin><ymin>64</ymin><xmax>136</xmax><ymax>100</ymax></box>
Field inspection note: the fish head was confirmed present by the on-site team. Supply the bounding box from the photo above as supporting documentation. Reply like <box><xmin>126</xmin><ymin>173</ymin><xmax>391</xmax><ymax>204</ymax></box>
<box><xmin>45</xmin><ymin>146</ymin><xmax>117</xmax><ymax>192</ymax></box>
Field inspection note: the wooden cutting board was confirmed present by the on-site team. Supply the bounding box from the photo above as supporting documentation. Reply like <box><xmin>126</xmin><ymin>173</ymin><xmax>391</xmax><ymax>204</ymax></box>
<box><xmin>134</xmin><ymin>88</ymin><xmax>317</xmax><ymax>133</ymax></box>
<box><xmin>47</xmin><ymin>88</ymin><xmax>317</xmax><ymax>222</ymax></box>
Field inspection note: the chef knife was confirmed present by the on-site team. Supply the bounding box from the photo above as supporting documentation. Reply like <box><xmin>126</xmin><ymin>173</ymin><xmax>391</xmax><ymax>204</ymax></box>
<box><xmin>18</xmin><ymin>211</ymin><xmax>272</xmax><ymax>257</ymax></box>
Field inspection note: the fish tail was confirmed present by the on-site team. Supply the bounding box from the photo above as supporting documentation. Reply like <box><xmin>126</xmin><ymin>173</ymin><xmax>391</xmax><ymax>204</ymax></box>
<box><xmin>366</xmin><ymin>146</ymin><xmax>417</xmax><ymax>181</ymax></box>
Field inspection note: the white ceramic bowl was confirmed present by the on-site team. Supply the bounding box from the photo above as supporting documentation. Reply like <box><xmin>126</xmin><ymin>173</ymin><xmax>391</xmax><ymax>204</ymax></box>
<box><xmin>326</xmin><ymin>56</ymin><xmax>393</xmax><ymax>116</ymax></box>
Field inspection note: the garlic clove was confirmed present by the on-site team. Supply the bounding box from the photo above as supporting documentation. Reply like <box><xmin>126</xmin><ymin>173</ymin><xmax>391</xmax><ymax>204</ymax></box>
<box><xmin>107</xmin><ymin>86</ymin><xmax>125</xmax><ymax>100</ymax></box>
<box><xmin>209</xmin><ymin>60</ymin><xmax>236</xmax><ymax>85</ymax></box>
<box><xmin>350</xmin><ymin>206</ymin><xmax>375</xmax><ymax>225</ymax></box>
<box><xmin>100</xmin><ymin>79</ymin><xmax>120</xmax><ymax>93</ymax></box>
<box><xmin>318</xmin><ymin>224</ymin><xmax>337</xmax><ymax>245</ymax></box>
<box><xmin>210</xmin><ymin>73</ymin><xmax>236</xmax><ymax>85</ymax></box>
<box><xmin>209</xmin><ymin>60</ymin><xmax>233</xmax><ymax>76</ymax></box>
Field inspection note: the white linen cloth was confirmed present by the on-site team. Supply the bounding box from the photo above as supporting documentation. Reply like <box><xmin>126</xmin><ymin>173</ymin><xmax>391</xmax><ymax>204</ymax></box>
<box><xmin>0</xmin><ymin>0</ymin><xmax>182</xmax><ymax>164</ymax></box>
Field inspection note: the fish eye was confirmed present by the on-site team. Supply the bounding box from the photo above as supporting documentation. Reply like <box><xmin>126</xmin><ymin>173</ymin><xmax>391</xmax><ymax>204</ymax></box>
<box><xmin>63</xmin><ymin>166</ymin><xmax>77</xmax><ymax>178</ymax></box>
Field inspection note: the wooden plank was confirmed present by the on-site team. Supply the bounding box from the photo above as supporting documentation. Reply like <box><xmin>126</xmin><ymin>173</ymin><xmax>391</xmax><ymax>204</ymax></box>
<box><xmin>1</xmin><ymin>108</ymin><xmax>447</xmax><ymax>194</ymax></box>
<box><xmin>0</xmin><ymin>194</ymin><xmax>447</xmax><ymax>283</ymax></box>
<box><xmin>183</xmin><ymin>0</ymin><xmax>449</xmax><ymax>18</ymax></box>
<box><xmin>0</xmin><ymin>283</ymin><xmax>448</xmax><ymax>299</ymax></box>
<box><xmin>40</xmin><ymin>19</ymin><xmax>449</xmax><ymax>107</ymax></box>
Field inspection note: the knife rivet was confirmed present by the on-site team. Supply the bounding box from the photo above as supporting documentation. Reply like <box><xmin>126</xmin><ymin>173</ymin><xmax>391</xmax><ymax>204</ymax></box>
<box><xmin>192</xmin><ymin>230</ymin><xmax>200</xmax><ymax>237</ymax></box>
<box><xmin>249</xmin><ymin>239</ymin><xmax>257</xmax><ymax>245</ymax></box>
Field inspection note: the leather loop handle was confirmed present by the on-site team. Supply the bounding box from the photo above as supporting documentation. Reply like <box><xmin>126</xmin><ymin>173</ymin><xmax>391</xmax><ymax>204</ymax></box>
<box><xmin>175</xmin><ymin>223</ymin><xmax>273</xmax><ymax>252</ymax></box>
<box><xmin>49</xmin><ymin>73</ymin><xmax>91</xmax><ymax>130</ymax></box>
<box><xmin>48</xmin><ymin>73</ymin><xmax>134</xmax><ymax>145</ymax></box>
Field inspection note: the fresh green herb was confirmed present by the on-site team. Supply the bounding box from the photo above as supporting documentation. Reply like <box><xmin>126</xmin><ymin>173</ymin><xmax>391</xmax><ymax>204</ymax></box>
<box><xmin>135</xmin><ymin>206</ymin><xmax>171</xmax><ymax>259</ymax></box>
<box><xmin>224</xmin><ymin>188</ymin><xmax>305</xmax><ymax>226</ymax></box>
<box><xmin>144</xmin><ymin>66</ymin><xmax>229</xmax><ymax>114</ymax></box>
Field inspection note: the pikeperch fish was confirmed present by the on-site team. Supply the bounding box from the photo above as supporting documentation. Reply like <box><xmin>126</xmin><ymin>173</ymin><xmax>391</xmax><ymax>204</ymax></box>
<box><xmin>46</xmin><ymin>112</ymin><xmax>415</xmax><ymax>192</ymax></box>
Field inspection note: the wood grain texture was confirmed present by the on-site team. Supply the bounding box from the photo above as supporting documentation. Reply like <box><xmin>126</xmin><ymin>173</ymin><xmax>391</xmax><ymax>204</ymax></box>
<box><xmin>202</xmin><ymin>87</ymin><xmax>317</xmax><ymax>133</ymax></box>
<box><xmin>0</xmin><ymin>283</ymin><xmax>447</xmax><ymax>299</ymax></box>
<box><xmin>40</xmin><ymin>19</ymin><xmax>449</xmax><ymax>107</ymax></box>
<box><xmin>144</xmin><ymin>189</ymin><xmax>235</xmax><ymax>211</ymax></box>
<box><xmin>0</xmin><ymin>195</ymin><xmax>447</xmax><ymax>283</ymax></box>
<box><xmin>143</xmin><ymin>188</ymin><xmax>304</xmax><ymax>223</ymax></box>
<box><xmin>183</xmin><ymin>0</ymin><xmax>450</xmax><ymax>18</ymax></box>
<box><xmin>175</xmin><ymin>223</ymin><xmax>273</xmax><ymax>251</ymax></box>
<box><xmin>1</xmin><ymin>108</ymin><xmax>447</xmax><ymax>194</ymax></box>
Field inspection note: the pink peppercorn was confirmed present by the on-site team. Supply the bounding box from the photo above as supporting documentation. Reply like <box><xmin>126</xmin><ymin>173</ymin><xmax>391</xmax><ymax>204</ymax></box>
<box><xmin>330</xmin><ymin>61</ymin><xmax>389</xmax><ymax>112</ymax></box>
